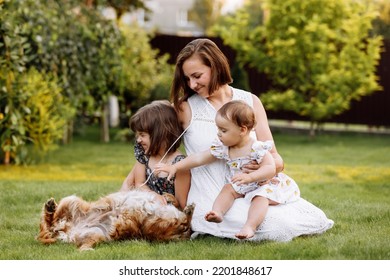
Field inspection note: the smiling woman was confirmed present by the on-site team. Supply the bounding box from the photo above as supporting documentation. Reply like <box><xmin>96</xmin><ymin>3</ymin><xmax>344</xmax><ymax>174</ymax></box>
<box><xmin>163</xmin><ymin>38</ymin><xmax>334</xmax><ymax>241</ymax></box>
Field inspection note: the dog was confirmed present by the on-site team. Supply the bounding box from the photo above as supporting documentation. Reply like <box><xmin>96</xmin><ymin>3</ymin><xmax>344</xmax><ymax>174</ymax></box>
<box><xmin>37</xmin><ymin>190</ymin><xmax>195</xmax><ymax>250</ymax></box>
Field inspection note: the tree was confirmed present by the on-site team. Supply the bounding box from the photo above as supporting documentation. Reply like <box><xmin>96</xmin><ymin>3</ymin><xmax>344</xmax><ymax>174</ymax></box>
<box><xmin>0</xmin><ymin>0</ymin><xmax>74</xmax><ymax>164</ymax></box>
<box><xmin>1</xmin><ymin>0</ymin><xmax>171</xmax><ymax>164</ymax></box>
<box><xmin>216</xmin><ymin>0</ymin><xmax>383</xmax><ymax>136</ymax></box>
<box><xmin>1</xmin><ymin>0</ymin><xmax>32</xmax><ymax>164</ymax></box>
<box><xmin>372</xmin><ymin>0</ymin><xmax>390</xmax><ymax>39</ymax></box>
<box><xmin>18</xmin><ymin>0</ymin><xmax>125</xmax><ymax>143</ymax></box>
<box><xmin>113</xmin><ymin>23</ymin><xmax>173</xmax><ymax>115</ymax></box>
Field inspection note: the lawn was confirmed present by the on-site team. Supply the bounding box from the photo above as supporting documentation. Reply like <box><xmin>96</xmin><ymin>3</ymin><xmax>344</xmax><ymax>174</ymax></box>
<box><xmin>0</xmin><ymin>127</ymin><xmax>389</xmax><ymax>260</ymax></box>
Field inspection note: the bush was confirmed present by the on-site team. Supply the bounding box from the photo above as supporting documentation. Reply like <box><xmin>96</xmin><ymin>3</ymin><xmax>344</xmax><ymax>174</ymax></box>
<box><xmin>0</xmin><ymin>68</ymin><xmax>73</xmax><ymax>164</ymax></box>
<box><xmin>216</xmin><ymin>0</ymin><xmax>383</xmax><ymax>136</ymax></box>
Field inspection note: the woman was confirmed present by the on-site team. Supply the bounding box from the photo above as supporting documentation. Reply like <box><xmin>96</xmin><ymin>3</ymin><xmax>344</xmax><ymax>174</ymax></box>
<box><xmin>122</xmin><ymin>38</ymin><xmax>333</xmax><ymax>241</ymax></box>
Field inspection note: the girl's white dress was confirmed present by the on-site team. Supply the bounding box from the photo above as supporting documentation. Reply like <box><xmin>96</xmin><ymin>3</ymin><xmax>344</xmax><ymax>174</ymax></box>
<box><xmin>184</xmin><ymin>87</ymin><xmax>334</xmax><ymax>241</ymax></box>
<box><xmin>210</xmin><ymin>138</ymin><xmax>300</xmax><ymax>204</ymax></box>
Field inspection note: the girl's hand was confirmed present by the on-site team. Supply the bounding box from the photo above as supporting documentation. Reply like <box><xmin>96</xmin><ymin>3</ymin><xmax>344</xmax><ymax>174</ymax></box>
<box><xmin>155</xmin><ymin>163</ymin><xmax>177</xmax><ymax>181</ymax></box>
<box><xmin>231</xmin><ymin>173</ymin><xmax>253</xmax><ymax>185</ymax></box>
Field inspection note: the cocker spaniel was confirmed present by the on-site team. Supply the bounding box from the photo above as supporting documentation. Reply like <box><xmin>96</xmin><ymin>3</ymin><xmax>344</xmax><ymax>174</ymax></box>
<box><xmin>37</xmin><ymin>190</ymin><xmax>194</xmax><ymax>250</ymax></box>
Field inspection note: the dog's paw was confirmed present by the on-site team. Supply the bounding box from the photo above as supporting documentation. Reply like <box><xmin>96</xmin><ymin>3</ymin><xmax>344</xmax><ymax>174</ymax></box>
<box><xmin>183</xmin><ymin>203</ymin><xmax>195</xmax><ymax>216</ymax></box>
<box><xmin>45</xmin><ymin>198</ymin><xmax>57</xmax><ymax>214</ymax></box>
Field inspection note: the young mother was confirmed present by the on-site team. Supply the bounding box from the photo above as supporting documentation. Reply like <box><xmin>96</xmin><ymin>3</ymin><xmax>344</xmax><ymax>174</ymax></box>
<box><xmin>122</xmin><ymin>38</ymin><xmax>333</xmax><ymax>241</ymax></box>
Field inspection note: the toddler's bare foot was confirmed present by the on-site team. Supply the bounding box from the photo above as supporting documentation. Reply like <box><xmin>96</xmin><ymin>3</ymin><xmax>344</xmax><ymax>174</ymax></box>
<box><xmin>205</xmin><ymin>211</ymin><xmax>223</xmax><ymax>223</ymax></box>
<box><xmin>235</xmin><ymin>226</ymin><xmax>255</xmax><ymax>239</ymax></box>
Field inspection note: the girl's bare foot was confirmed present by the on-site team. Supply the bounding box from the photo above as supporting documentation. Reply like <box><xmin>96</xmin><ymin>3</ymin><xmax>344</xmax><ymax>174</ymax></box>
<box><xmin>205</xmin><ymin>211</ymin><xmax>223</xmax><ymax>223</ymax></box>
<box><xmin>235</xmin><ymin>226</ymin><xmax>255</xmax><ymax>239</ymax></box>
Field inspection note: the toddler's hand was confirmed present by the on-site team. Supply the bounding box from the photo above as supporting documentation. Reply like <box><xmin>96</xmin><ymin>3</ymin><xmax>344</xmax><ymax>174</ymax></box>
<box><xmin>231</xmin><ymin>173</ymin><xmax>252</xmax><ymax>185</ymax></box>
<box><xmin>240</xmin><ymin>160</ymin><xmax>260</xmax><ymax>173</ymax></box>
<box><xmin>155</xmin><ymin>163</ymin><xmax>177</xmax><ymax>181</ymax></box>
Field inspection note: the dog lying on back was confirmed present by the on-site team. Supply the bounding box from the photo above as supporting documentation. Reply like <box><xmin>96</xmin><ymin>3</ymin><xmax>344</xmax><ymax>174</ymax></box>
<box><xmin>37</xmin><ymin>190</ymin><xmax>195</xmax><ymax>250</ymax></box>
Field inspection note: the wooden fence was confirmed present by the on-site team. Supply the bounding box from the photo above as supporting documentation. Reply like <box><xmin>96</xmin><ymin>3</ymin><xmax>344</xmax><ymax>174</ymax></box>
<box><xmin>151</xmin><ymin>35</ymin><xmax>390</xmax><ymax>127</ymax></box>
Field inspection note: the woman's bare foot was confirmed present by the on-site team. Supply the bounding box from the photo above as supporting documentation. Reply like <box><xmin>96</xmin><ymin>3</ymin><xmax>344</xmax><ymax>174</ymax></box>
<box><xmin>235</xmin><ymin>226</ymin><xmax>255</xmax><ymax>239</ymax></box>
<box><xmin>205</xmin><ymin>211</ymin><xmax>223</xmax><ymax>223</ymax></box>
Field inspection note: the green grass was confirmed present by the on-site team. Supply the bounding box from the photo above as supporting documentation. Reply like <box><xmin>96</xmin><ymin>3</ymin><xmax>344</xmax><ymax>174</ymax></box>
<box><xmin>0</xmin><ymin>127</ymin><xmax>389</xmax><ymax>260</ymax></box>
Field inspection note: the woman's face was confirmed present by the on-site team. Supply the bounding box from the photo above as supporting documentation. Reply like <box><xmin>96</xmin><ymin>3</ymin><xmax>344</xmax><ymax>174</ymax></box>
<box><xmin>182</xmin><ymin>55</ymin><xmax>211</xmax><ymax>98</ymax></box>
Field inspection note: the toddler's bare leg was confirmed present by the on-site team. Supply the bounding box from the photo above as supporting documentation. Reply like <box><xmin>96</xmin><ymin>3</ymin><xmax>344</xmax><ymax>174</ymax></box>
<box><xmin>236</xmin><ymin>196</ymin><xmax>270</xmax><ymax>239</ymax></box>
<box><xmin>205</xmin><ymin>184</ymin><xmax>242</xmax><ymax>223</ymax></box>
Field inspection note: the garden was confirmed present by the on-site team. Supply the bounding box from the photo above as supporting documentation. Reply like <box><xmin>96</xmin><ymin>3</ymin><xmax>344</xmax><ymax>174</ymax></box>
<box><xmin>1</xmin><ymin>0</ymin><xmax>389</xmax><ymax>263</ymax></box>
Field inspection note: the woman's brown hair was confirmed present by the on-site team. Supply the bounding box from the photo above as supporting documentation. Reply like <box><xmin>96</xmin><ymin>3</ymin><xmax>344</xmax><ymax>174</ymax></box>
<box><xmin>129</xmin><ymin>100</ymin><xmax>183</xmax><ymax>156</ymax></box>
<box><xmin>171</xmin><ymin>38</ymin><xmax>233</xmax><ymax>111</ymax></box>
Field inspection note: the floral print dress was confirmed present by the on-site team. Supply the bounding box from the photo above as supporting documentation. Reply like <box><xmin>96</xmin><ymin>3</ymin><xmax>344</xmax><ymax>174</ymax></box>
<box><xmin>210</xmin><ymin>138</ymin><xmax>300</xmax><ymax>204</ymax></box>
<box><xmin>134</xmin><ymin>142</ymin><xmax>185</xmax><ymax>195</ymax></box>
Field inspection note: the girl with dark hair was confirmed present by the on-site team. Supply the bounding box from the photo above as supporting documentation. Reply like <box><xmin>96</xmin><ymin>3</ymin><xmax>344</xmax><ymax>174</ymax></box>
<box><xmin>121</xmin><ymin>100</ymin><xmax>190</xmax><ymax>210</ymax></box>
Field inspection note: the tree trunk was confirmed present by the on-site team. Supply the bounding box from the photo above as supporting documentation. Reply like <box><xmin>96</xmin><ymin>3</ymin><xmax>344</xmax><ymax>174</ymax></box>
<box><xmin>4</xmin><ymin>151</ymin><xmax>10</xmax><ymax>165</ymax></box>
<box><xmin>4</xmin><ymin>139</ymin><xmax>10</xmax><ymax>165</ymax></box>
<box><xmin>101</xmin><ymin>104</ymin><xmax>110</xmax><ymax>143</ymax></box>
<box><xmin>85</xmin><ymin>0</ymin><xmax>94</xmax><ymax>8</ymax></box>
<box><xmin>62</xmin><ymin>120</ymin><xmax>74</xmax><ymax>145</ymax></box>
<box><xmin>309</xmin><ymin>121</ymin><xmax>316</xmax><ymax>139</ymax></box>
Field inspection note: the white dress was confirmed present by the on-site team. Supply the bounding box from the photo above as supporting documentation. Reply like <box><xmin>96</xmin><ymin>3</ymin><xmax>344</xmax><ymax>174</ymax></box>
<box><xmin>184</xmin><ymin>87</ymin><xmax>334</xmax><ymax>241</ymax></box>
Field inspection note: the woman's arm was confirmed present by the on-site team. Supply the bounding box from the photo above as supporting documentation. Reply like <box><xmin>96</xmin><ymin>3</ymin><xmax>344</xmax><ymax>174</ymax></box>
<box><xmin>174</xmin><ymin>168</ymin><xmax>191</xmax><ymax>210</ymax></box>
<box><xmin>172</xmin><ymin>101</ymin><xmax>193</xmax><ymax>209</ymax></box>
<box><xmin>176</xmin><ymin>101</ymin><xmax>192</xmax><ymax>130</ymax></box>
<box><xmin>252</xmin><ymin>94</ymin><xmax>284</xmax><ymax>173</ymax></box>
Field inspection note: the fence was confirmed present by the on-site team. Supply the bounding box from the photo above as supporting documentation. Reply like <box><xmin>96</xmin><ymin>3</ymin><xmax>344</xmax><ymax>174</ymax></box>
<box><xmin>151</xmin><ymin>34</ymin><xmax>390</xmax><ymax>127</ymax></box>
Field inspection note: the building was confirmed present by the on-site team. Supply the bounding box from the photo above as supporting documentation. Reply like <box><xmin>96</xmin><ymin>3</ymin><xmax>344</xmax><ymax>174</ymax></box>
<box><xmin>122</xmin><ymin>0</ymin><xmax>204</xmax><ymax>36</ymax></box>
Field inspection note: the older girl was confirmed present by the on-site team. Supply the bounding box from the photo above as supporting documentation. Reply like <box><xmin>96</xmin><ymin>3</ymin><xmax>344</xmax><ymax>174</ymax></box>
<box><xmin>120</xmin><ymin>100</ymin><xmax>190</xmax><ymax>210</ymax></box>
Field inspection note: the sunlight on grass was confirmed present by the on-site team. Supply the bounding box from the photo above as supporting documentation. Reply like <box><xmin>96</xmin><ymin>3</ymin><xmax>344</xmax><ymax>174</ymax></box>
<box><xmin>331</xmin><ymin>166</ymin><xmax>390</xmax><ymax>182</ymax></box>
<box><xmin>0</xmin><ymin>164</ymin><xmax>129</xmax><ymax>182</ymax></box>
<box><xmin>3</xmin><ymin>163</ymin><xmax>389</xmax><ymax>184</ymax></box>
<box><xmin>275</xmin><ymin>164</ymin><xmax>390</xmax><ymax>185</ymax></box>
